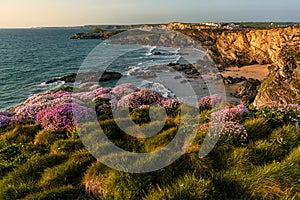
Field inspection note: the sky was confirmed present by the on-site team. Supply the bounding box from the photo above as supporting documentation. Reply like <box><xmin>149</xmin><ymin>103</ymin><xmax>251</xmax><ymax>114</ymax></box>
<box><xmin>0</xmin><ymin>0</ymin><xmax>299</xmax><ymax>28</ymax></box>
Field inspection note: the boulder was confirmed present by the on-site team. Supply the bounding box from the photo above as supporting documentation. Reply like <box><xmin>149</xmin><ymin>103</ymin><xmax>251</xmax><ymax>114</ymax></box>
<box><xmin>153</xmin><ymin>52</ymin><xmax>162</xmax><ymax>55</ymax></box>
<box><xmin>223</xmin><ymin>76</ymin><xmax>247</xmax><ymax>85</ymax></box>
<box><xmin>234</xmin><ymin>78</ymin><xmax>261</xmax><ymax>106</ymax></box>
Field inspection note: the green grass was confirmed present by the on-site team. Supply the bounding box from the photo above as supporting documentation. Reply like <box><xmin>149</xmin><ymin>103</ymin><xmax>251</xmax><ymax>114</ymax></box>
<box><xmin>1</xmin><ymin>107</ymin><xmax>300</xmax><ymax>199</ymax></box>
<box><xmin>34</xmin><ymin>128</ymin><xmax>66</xmax><ymax>146</ymax></box>
<box><xmin>243</xmin><ymin>117</ymin><xmax>271</xmax><ymax>141</ymax></box>
<box><xmin>0</xmin><ymin>124</ymin><xmax>40</xmax><ymax>143</ymax></box>
<box><xmin>145</xmin><ymin>174</ymin><xmax>212</xmax><ymax>200</ymax></box>
<box><xmin>0</xmin><ymin>154</ymin><xmax>69</xmax><ymax>200</ymax></box>
<box><xmin>23</xmin><ymin>185</ymin><xmax>92</xmax><ymax>200</ymax></box>
<box><xmin>50</xmin><ymin>139</ymin><xmax>85</xmax><ymax>154</ymax></box>
<box><xmin>39</xmin><ymin>151</ymin><xmax>96</xmax><ymax>188</ymax></box>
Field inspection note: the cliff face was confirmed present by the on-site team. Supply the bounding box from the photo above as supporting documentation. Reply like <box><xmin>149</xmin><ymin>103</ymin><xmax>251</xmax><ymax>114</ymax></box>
<box><xmin>216</xmin><ymin>27</ymin><xmax>300</xmax><ymax>66</ymax></box>
<box><xmin>253</xmin><ymin>38</ymin><xmax>300</xmax><ymax>106</ymax></box>
<box><xmin>163</xmin><ymin>22</ymin><xmax>300</xmax><ymax>67</ymax></box>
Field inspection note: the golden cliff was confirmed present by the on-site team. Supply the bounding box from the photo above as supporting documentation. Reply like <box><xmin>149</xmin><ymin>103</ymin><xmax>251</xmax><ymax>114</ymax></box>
<box><xmin>215</xmin><ymin>27</ymin><xmax>300</xmax><ymax>66</ymax></box>
<box><xmin>162</xmin><ymin>22</ymin><xmax>300</xmax><ymax>67</ymax></box>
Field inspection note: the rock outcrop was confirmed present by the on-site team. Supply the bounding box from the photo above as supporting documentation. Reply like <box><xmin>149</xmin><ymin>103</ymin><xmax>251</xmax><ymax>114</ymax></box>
<box><xmin>71</xmin><ymin>29</ymin><xmax>125</xmax><ymax>40</ymax></box>
<box><xmin>234</xmin><ymin>78</ymin><xmax>262</xmax><ymax>106</ymax></box>
<box><xmin>46</xmin><ymin>71</ymin><xmax>122</xmax><ymax>84</ymax></box>
<box><xmin>168</xmin><ymin>24</ymin><xmax>300</xmax><ymax>68</ymax></box>
<box><xmin>253</xmin><ymin>35</ymin><xmax>300</xmax><ymax>106</ymax></box>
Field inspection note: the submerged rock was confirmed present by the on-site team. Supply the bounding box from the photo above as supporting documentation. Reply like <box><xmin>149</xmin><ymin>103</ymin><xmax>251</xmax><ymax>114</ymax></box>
<box><xmin>46</xmin><ymin>71</ymin><xmax>122</xmax><ymax>84</ymax></box>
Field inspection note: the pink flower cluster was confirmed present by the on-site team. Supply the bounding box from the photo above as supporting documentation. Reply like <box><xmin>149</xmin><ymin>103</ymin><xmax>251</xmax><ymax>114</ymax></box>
<box><xmin>198</xmin><ymin>94</ymin><xmax>223</xmax><ymax>111</ymax></box>
<box><xmin>111</xmin><ymin>84</ymin><xmax>139</xmax><ymax>99</ymax></box>
<box><xmin>196</xmin><ymin>121</ymin><xmax>248</xmax><ymax>145</ymax></box>
<box><xmin>10</xmin><ymin>83</ymin><xmax>182</xmax><ymax>130</ymax></box>
<box><xmin>116</xmin><ymin>88</ymin><xmax>181</xmax><ymax>111</ymax></box>
<box><xmin>36</xmin><ymin>103</ymin><xmax>94</xmax><ymax>130</ymax></box>
<box><xmin>256</xmin><ymin>102</ymin><xmax>300</xmax><ymax>125</ymax></box>
<box><xmin>117</xmin><ymin>89</ymin><xmax>163</xmax><ymax>109</ymax></box>
<box><xmin>211</xmin><ymin>105</ymin><xmax>249</xmax><ymax>123</ymax></box>
<box><xmin>14</xmin><ymin>91</ymin><xmax>73</xmax><ymax>120</ymax></box>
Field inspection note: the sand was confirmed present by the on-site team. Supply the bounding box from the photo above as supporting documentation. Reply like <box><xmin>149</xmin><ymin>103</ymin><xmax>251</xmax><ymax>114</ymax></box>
<box><xmin>221</xmin><ymin>64</ymin><xmax>270</xmax><ymax>81</ymax></box>
<box><xmin>220</xmin><ymin>64</ymin><xmax>270</xmax><ymax>104</ymax></box>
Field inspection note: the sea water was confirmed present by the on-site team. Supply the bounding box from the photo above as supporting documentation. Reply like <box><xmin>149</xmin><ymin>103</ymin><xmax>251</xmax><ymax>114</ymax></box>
<box><xmin>0</xmin><ymin>28</ymin><xmax>186</xmax><ymax>110</ymax></box>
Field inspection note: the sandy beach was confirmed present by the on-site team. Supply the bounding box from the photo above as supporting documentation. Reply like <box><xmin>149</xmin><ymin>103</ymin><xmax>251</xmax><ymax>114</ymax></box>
<box><xmin>221</xmin><ymin>64</ymin><xmax>270</xmax><ymax>104</ymax></box>
<box><xmin>221</xmin><ymin>64</ymin><xmax>270</xmax><ymax>81</ymax></box>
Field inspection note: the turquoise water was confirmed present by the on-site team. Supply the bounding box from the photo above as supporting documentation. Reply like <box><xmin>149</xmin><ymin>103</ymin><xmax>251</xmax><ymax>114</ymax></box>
<box><xmin>0</xmin><ymin>28</ymin><xmax>100</xmax><ymax>110</ymax></box>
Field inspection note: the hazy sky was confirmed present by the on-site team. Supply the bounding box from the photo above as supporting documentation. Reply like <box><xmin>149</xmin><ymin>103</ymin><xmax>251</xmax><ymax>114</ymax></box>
<box><xmin>1</xmin><ymin>0</ymin><xmax>299</xmax><ymax>28</ymax></box>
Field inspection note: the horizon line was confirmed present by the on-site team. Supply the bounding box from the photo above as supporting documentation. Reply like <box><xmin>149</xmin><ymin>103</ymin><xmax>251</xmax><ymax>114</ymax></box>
<box><xmin>1</xmin><ymin>21</ymin><xmax>300</xmax><ymax>29</ymax></box>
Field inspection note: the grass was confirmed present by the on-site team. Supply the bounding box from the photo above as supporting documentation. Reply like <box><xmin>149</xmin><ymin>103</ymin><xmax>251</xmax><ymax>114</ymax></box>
<box><xmin>1</xmin><ymin>106</ymin><xmax>300</xmax><ymax>199</ymax></box>
<box><xmin>50</xmin><ymin>139</ymin><xmax>85</xmax><ymax>154</ymax></box>
<box><xmin>144</xmin><ymin>174</ymin><xmax>212</xmax><ymax>200</ymax></box>
<box><xmin>34</xmin><ymin>128</ymin><xmax>66</xmax><ymax>146</ymax></box>
<box><xmin>39</xmin><ymin>151</ymin><xmax>96</xmax><ymax>188</ymax></box>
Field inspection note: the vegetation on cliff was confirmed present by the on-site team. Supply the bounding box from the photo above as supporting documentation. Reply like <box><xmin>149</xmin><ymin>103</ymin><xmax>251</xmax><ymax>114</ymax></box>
<box><xmin>1</xmin><ymin>23</ymin><xmax>300</xmax><ymax>199</ymax></box>
<box><xmin>1</xmin><ymin>83</ymin><xmax>300</xmax><ymax>199</ymax></box>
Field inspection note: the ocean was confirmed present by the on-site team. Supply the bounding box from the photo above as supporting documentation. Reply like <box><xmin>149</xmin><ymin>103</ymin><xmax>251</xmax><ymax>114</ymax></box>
<box><xmin>0</xmin><ymin>28</ymin><xmax>190</xmax><ymax>110</ymax></box>
<box><xmin>0</xmin><ymin>28</ymin><xmax>101</xmax><ymax>110</ymax></box>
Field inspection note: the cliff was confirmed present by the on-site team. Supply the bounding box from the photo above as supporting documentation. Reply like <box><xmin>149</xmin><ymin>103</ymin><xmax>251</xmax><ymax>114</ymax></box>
<box><xmin>163</xmin><ymin>22</ymin><xmax>300</xmax><ymax>68</ymax></box>
<box><xmin>253</xmin><ymin>36</ymin><xmax>300</xmax><ymax>106</ymax></box>
<box><xmin>215</xmin><ymin>27</ymin><xmax>300</xmax><ymax>66</ymax></box>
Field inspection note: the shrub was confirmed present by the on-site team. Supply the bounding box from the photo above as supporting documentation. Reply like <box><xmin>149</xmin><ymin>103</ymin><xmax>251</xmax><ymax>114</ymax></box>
<box><xmin>159</xmin><ymin>98</ymin><xmax>181</xmax><ymax>116</ymax></box>
<box><xmin>94</xmin><ymin>97</ymin><xmax>111</xmax><ymax>115</ymax></box>
<box><xmin>14</xmin><ymin>91</ymin><xmax>73</xmax><ymax>120</ymax></box>
<box><xmin>198</xmin><ymin>94</ymin><xmax>223</xmax><ymax>112</ymax></box>
<box><xmin>211</xmin><ymin>105</ymin><xmax>249</xmax><ymax>123</ymax></box>
<box><xmin>129</xmin><ymin>108</ymin><xmax>151</xmax><ymax>125</ymax></box>
<box><xmin>195</xmin><ymin>121</ymin><xmax>248</xmax><ymax>147</ymax></box>
<box><xmin>117</xmin><ymin>88</ymin><xmax>163</xmax><ymax>109</ymax></box>
<box><xmin>256</xmin><ymin>102</ymin><xmax>300</xmax><ymax>127</ymax></box>
<box><xmin>36</xmin><ymin>103</ymin><xmax>94</xmax><ymax>131</ymax></box>
<box><xmin>52</xmin><ymin>85</ymin><xmax>73</xmax><ymax>93</ymax></box>
<box><xmin>0</xmin><ymin>112</ymin><xmax>22</xmax><ymax>129</ymax></box>
<box><xmin>111</xmin><ymin>84</ymin><xmax>139</xmax><ymax>99</ymax></box>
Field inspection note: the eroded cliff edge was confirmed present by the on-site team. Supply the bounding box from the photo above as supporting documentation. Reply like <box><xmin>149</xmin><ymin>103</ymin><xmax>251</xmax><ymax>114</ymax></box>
<box><xmin>165</xmin><ymin>23</ymin><xmax>300</xmax><ymax>68</ymax></box>
<box><xmin>253</xmin><ymin>39</ymin><xmax>300</xmax><ymax>106</ymax></box>
<box><xmin>163</xmin><ymin>22</ymin><xmax>300</xmax><ymax>105</ymax></box>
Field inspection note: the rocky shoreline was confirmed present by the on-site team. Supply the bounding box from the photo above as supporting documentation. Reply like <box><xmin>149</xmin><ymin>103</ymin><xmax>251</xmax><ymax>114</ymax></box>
<box><xmin>46</xmin><ymin>70</ymin><xmax>122</xmax><ymax>84</ymax></box>
<box><xmin>70</xmin><ymin>28</ymin><xmax>125</xmax><ymax>40</ymax></box>
<box><xmin>66</xmin><ymin>24</ymin><xmax>300</xmax><ymax>107</ymax></box>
